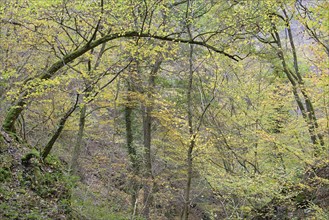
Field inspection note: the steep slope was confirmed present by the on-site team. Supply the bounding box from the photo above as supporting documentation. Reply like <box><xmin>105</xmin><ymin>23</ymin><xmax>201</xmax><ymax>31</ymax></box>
<box><xmin>0</xmin><ymin>131</ymin><xmax>72</xmax><ymax>219</ymax></box>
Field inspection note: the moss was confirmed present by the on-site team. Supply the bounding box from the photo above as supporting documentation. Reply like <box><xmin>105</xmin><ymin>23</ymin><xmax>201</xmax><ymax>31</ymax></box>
<box><xmin>0</xmin><ymin>167</ymin><xmax>11</xmax><ymax>182</ymax></box>
<box><xmin>0</xmin><ymin>203</ymin><xmax>19</xmax><ymax>219</ymax></box>
<box><xmin>0</xmin><ymin>133</ymin><xmax>9</xmax><ymax>153</ymax></box>
<box><xmin>21</xmin><ymin>149</ymin><xmax>40</xmax><ymax>166</ymax></box>
<box><xmin>1</xmin><ymin>142</ymin><xmax>73</xmax><ymax>219</ymax></box>
<box><xmin>2</xmin><ymin>104</ymin><xmax>24</xmax><ymax>133</ymax></box>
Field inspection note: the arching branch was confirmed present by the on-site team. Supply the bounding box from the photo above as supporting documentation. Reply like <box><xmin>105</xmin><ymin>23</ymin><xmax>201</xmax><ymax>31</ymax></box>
<box><xmin>2</xmin><ymin>31</ymin><xmax>240</xmax><ymax>133</ymax></box>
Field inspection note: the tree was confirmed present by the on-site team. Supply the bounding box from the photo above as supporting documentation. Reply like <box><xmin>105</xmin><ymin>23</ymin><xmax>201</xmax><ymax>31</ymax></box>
<box><xmin>1</xmin><ymin>0</ymin><xmax>328</xmax><ymax>219</ymax></box>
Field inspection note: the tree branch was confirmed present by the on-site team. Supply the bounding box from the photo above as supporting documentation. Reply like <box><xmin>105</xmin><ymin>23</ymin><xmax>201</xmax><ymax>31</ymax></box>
<box><xmin>3</xmin><ymin>30</ymin><xmax>240</xmax><ymax>133</ymax></box>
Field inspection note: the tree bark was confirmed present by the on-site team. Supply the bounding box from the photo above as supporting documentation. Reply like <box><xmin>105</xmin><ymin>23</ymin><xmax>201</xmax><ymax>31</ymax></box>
<box><xmin>182</xmin><ymin>49</ymin><xmax>194</xmax><ymax>220</ymax></box>
<box><xmin>283</xmin><ymin>9</ymin><xmax>324</xmax><ymax>146</ymax></box>
<box><xmin>142</xmin><ymin>59</ymin><xmax>162</xmax><ymax>219</ymax></box>
<box><xmin>125</xmin><ymin>73</ymin><xmax>140</xmax><ymax>217</ymax></box>
<box><xmin>70</xmin><ymin>103</ymin><xmax>86</xmax><ymax>174</ymax></box>
<box><xmin>70</xmin><ymin>39</ymin><xmax>105</xmax><ymax>175</ymax></box>
<box><xmin>182</xmin><ymin>2</ymin><xmax>194</xmax><ymax>217</ymax></box>
<box><xmin>41</xmin><ymin>95</ymin><xmax>79</xmax><ymax>160</ymax></box>
<box><xmin>271</xmin><ymin>18</ymin><xmax>324</xmax><ymax>148</ymax></box>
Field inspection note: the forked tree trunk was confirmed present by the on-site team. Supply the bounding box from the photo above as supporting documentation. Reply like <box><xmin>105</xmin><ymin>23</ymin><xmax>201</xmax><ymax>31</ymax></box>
<box><xmin>271</xmin><ymin>16</ymin><xmax>324</xmax><ymax>149</ymax></box>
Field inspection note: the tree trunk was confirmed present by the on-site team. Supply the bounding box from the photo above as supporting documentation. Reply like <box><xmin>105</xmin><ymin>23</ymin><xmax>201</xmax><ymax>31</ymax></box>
<box><xmin>271</xmin><ymin>18</ymin><xmax>324</xmax><ymax>149</ymax></box>
<box><xmin>142</xmin><ymin>59</ymin><xmax>162</xmax><ymax>219</ymax></box>
<box><xmin>283</xmin><ymin>10</ymin><xmax>324</xmax><ymax>146</ymax></box>
<box><xmin>182</xmin><ymin>53</ymin><xmax>194</xmax><ymax>220</ymax></box>
<box><xmin>70</xmin><ymin>103</ymin><xmax>87</xmax><ymax>174</ymax></box>
<box><xmin>142</xmin><ymin>103</ymin><xmax>153</xmax><ymax>219</ymax></box>
<box><xmin>182</xmin><ymin>2</ymin><xmax>194</xmax><ymax>217</ymax></box>
<box><xmin>125</xmin><ymin>74</ymin><xmax>140</xmax><ymax>217</ymax></box>
<box><xmin>41</xmin><ymin>95</ymin><xmax>79</xmax><ymax>160</ymax></box>
<box><xmin>70</xmin><ymin>42</ymin><xmax>104</xmax><ymax>175</ymax></box>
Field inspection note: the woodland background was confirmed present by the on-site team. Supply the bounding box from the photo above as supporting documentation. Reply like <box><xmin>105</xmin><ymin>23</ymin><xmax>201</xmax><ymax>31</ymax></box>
<box><xmin>0</xmin><ymin>0</ymin><xmax>328</xmax><ymax>219</ymax></box>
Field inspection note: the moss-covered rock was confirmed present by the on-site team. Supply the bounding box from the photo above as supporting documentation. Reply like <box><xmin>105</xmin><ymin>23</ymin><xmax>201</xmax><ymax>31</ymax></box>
<box><xmin>0</xmin><ymin>132</ymin><xmax>73</xmax><ymax>219</ymax></box>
